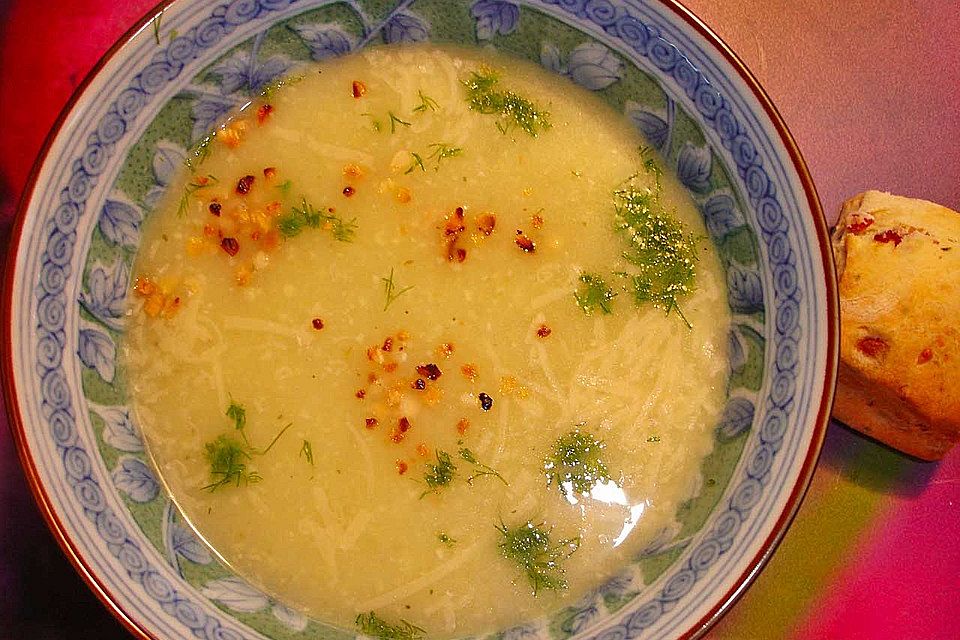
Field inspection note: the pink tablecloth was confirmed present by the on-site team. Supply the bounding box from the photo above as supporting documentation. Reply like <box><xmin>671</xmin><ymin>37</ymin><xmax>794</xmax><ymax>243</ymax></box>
<box><xmin>1</xmin><ymin>1</ymin><xmax>958</xmax><ymax>638</ymax></box>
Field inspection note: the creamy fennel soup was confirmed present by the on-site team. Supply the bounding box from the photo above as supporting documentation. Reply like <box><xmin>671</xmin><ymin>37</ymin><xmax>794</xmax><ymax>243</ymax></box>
<box><xmin>123</xmin><ymin>46</ymin><xmax>729</xmax><ymax>637</ymax></box>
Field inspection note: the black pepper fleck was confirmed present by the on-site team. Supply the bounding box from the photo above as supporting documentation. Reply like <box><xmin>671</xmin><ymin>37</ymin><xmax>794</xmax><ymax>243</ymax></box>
<box><xmin>478</xmin><ymin>392</ymin><xmax>493</xmax><ymax>411</ymax></box>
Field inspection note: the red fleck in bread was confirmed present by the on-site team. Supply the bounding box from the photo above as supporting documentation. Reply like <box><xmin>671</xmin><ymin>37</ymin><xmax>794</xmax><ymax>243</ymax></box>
<box><xmin>832</xmin><ymin>191</ymin><xmax>960</xmax><ymax>460</ymax></box>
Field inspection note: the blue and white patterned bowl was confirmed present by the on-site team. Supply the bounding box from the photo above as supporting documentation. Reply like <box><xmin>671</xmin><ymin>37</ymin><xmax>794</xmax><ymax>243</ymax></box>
<box><xmin>2</xmin><ymin>1</ymin><xmax>838</xmax><ymax>638</ymax></box>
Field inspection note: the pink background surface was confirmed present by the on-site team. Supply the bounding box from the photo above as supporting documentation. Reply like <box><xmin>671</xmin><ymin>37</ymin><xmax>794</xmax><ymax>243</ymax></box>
<box><xmin>1</xmin><ymin>1</ymin><xmax>958</xmax><ymax>638</ymax></box>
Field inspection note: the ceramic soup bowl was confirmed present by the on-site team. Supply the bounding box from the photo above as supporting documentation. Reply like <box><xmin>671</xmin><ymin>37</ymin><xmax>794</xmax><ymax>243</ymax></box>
<box><xmin>3</xmin><ymin>1</ymin><xmax>837</xmax><ymax>638</ymax></box>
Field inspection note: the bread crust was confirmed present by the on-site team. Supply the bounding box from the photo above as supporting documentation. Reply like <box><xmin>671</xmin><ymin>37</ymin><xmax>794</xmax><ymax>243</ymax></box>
<box><xmin>832</xmin><ymin>190</ymin><xmax>960</xmax><ymax>460</ymax></box>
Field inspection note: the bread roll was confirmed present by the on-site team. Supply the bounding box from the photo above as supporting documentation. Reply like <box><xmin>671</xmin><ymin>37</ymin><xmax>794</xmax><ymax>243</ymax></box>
<box><xmin>832</xmin><ymin>190</ymin><xmax>960</xmax><ymax>460</ymax></box>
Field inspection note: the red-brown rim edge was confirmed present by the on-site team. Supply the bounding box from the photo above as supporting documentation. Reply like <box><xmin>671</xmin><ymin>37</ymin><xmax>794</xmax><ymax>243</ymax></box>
<box><xmin>1</xmin><ymin>1</ymin><xmax>838</xmax><ymax>639</ymax></box>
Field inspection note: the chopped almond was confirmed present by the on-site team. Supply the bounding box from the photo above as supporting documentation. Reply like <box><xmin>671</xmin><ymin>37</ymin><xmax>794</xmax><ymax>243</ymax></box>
<box><xmin>234</xmin><ymin>265</ymin><xmax>252</xmax><ymax>286</ymax></box>
<box><xmin>343</xmin><ymin>163</ymin><xmax>364</xmax><ymax>179</ymax></box>
<box><xmin>423</xmin><ymin>386</ymin><xmax>443</xmax><ymax>406</ymax></box>
<box><xmin>220</xmin><ymin>120</ymin><xmax>247</xmax><ymax>148</ymax></box>
<box><xmin>437</xmin><ymin>342</ymin><xmax>455</xmax><ymax>358</ymax></box>
<box><xmin>133</xmin><ymin>277</ymin><xmax>157</xmax><ymax>297</ymax></box>
<box><xmin>477</xmin><ymin>213</ymin><xmax>497</xmax><ymax>236</ymax></box>
<box><xmin>143</xmin><ymin>293</ymin><xmax>166</xmax><ymax>318</ymax></box>
<box><xmin>461</xmin><ymin>363</ymin><xmax>479</xmax><ymax>382</ymax></box>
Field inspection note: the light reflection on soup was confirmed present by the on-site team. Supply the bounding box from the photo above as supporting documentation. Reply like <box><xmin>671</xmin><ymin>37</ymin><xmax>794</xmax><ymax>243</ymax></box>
<box><xmin>123</xmin><ymin>45</ymin><xmax>729</xmax><ymax>637</ymax></box>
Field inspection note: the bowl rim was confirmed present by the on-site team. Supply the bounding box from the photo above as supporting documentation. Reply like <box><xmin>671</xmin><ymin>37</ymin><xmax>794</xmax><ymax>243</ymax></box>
<box><xmin>1</xmin><ymin>1</ymin><xmax>838</xmax><ymax>639</ymax></box>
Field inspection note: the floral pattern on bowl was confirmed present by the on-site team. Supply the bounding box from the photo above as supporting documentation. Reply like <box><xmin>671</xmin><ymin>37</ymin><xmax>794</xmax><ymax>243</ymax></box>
<box><xmin>6</xmin><ymin>1</ymin><xmax>834</xmax><ymax>639</ymax></box>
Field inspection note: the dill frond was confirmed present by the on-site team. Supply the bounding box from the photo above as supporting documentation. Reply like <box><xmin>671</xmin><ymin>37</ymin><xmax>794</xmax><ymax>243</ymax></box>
<box><xmin>355</xmin><ymin>612</ymin><xmax>425</xmax><ymax>640</ymax></box>
<box><xmin>462</xmin><ymin>68</ymin><xmax>551</xmax><ymax>137</ymax></box>
<box><xmin>573</xmin><ymin>273</ymin><xmax>616</xmax><ymax>315</ymax></box>
<box><xmin>543</xmin><ymin>429</ymin><xmax>611</xmax><ymax>498</ymax></box>
<box><xmin>496</xmin><ymin>520</ymin><xmax>580</xmax><ymax>594</ymax></box>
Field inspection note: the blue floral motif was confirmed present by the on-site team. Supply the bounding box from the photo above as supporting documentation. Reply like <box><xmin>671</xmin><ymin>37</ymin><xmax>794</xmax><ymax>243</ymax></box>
<box><xmin>624</xmin><ymin>102</ymin><xmax>669</xmax><ymax>153</ymax></box>
<box><xmin>501</xmin><ymin>623</ymin><xmax>540</xmax><ymax>640</ymax></box>
<box><xmin>162</xmin><ymin>503</ymin><xmax>213</xmax><ymax>577</ymax></box>
<box><xmin>382</xmin><ymin>11</ymin><xmax>429</xmax><ymax>44</ymax></box>
<box><xmin>198</xmin><ymin>576</ymin><xmax>308</xmax><ymax>629</ymax></box>
<box><xmin>716</xmin><ymin>397</ymin><xmax>756</xmax><ymax>440</ymax></box>
<box><xmin>728</xmin><ymin>328</ymin><xmax>746</xmax><ymax>374</ymax></box>
<box><xmin>600</xmin><ymin>574</ymin><xmax>634</xmax><ymax>597</ymax></box>
<box><xmin>144</xmin><ymin>141</ymin><xmax>186</xmax><ymax>210</ymax></box>
<box><xmin>540</xmin><ymin>42</ymin><xmax>623</xmax><ymax>91</ymax></box>
<box><xmin>112</xmin><ymin>457</ymin><xmax>159</xmax><ymax>503</ymax></box>
<box><xmin>289</xmin><ymin>22</ymin><xmax>354</xmax><ymax>61</ymax></box>
<box><xmin>98</xmin><ymin>197</ymin><xmax>142</xmax><ymax>248</ymax></box>
<box><xmin>171</xmin><ymin>522</ymin><xmax>213</xmax><ymax>565</ymax></box>
<box><xmin>210</xmin><ymin>47</ymin><xmax>292</xmax><ymax>96</ymax></box>
<box><xmin>201</xmin><ymin>577</ymin><xmax>270</xmax><ymax>613</ymax></box>
<box><xmin>540</xmin><ymin>43</ymin><xmax>564</xmax><ymax>74</ymax></box>
<box><xmin>188</xmin><ymin>92</ymin><xmax>240</xmax><ymax>142</ymax></box>
<box><xmin>471</xmin><ymin>0</ymin><xmax>520</xmax><ymax>40</ymax></box>
<box><xmin>187</xmin><ymin>32</ymin><xmax>293</xmax><ymax>142</ymax></box>
<box><xmin>89</xmin><ymin>404</ymin><xmax>143</xmax><ymax>453</ymax></box>
<box><xmin>79</xmin><ymin>259</ymin><xmax>128</xmax><ymax>332</ymax></box>
<box><xmin>598</xmin><ymin>573</ymin><xmax>640</xmax><ymax>612</ymax></box>
<box><xmin>727</xmin><ymin>265</ymin><xmax>764</xmax><ymax>314</ymax></box>
<box><xmin>570</xmin><ymin>42</ymin><xmax>622</xmax><ymax>90</ymax></box>
<box><xmin>271</xmin><ymin>603</ymin><xmax>308</xmax><ymax>632</ymax></box>
<box><xmin>676</xmin><ymin>142</ymin><xmax>712</xmax><ymax>194</ymax></box>
<box><xmin>556</xmin><ymin>602</ymin><xmax>600</xmax><ymax>636</ymax></box>
<box><xmin>78</xmin><ymin>321</ymin><xmax>116</xmax><ymax>383</ymax></box>
<box><xmin>639</xmin><ymin>523</ymin><xmax>685</xmax><ymax>557</ymax></box>
<box><xmin>702</xmin><ymin>193</ymin><xmax>744</xmax><ymax>240</ymax></box>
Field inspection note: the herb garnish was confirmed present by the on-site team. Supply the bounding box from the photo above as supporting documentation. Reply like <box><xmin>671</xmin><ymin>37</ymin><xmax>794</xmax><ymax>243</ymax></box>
<box><xmin>421</xmin><ymin>448</ymin><xmax>506</xmax><ymax>497</ymax></box>
<box><xmin>177</xmin><ymin>175</ymin><xmax>218</xmax><ymax>217</ymax></box>
<box><xmin>388</xmin><ymin>111</ymin><xmax>412</xmax><ymax>133</ymax></box>
<box><xmin>204</xmin><ymin>435</ymin><xmax>259</xmax><ymax>491</ymax></box>
<box><xmin>438</xmin><ymin>532</ymin><xmax>457</xmax><ymax>546</ymax></box>
<box><xmin>428</xmin><ymin>143</ymin><xmax>462</xmax><ymax>166</ymax></box>
<box><xmin>203</xmin><ymin>400</ymin><xmax>292</xmax><ymax>491</ymax></box>
<box><xmin>277</xmin><ymin>198</ymin><xmax>357</xmax><ymax>241</ymax></box>
<box><xmin>300</xmin><ymin>439</ymin><xmax>314</xmax><ymax>465</ymax></box>
<box><xmin>496</xmin><ymin>520</ymin><xmax>580</xmax><ymax>594</ymax></box>
<box><xmin>544</xmin><ymin>429</ymin><xmax>611</xmax><ymax>498</ymax></box>
<box><xmin>361</xmin><ymin>112</ymin><xmax>383</xmax><ymax>132</ymax></box>
<box><xmin>404</xmin><ymin>152</ymin><xmax>426</xmax><ymax>175</ymax></box>
<box><xmin>226</xmin><ymin>399</ymin><xmax>246</xmax><ymax>432</ymax></box>
<box><xmin>152</xmin><ymin>8</ymin><xmax>165</xmax><ymax>45</ymax></box>
<box><xmin>404</xmin><ymin>143</ymin><xmax>463</xmax><ymax>174</ymax></box>
<box><xmin>381</xmin><ymin>268</ymin><xmax>414</xmax><ymax>311</ymax></box>
<box><xmin>459</xmin><ymin>448</ymin><xmax>506</xmax><ymax>486</ymax></box>
<box><xmin>355</xmin><ymin>612</ymin><xmax>425</xmax><ymax>640</ymax></box>
<box><xmin>463</xmin><ymin>68</ymin><xmax>551</xmax><ymax>137</ymax></box>
<box><xmin>614</xmin><ymin>167</ymin><xmax>698</xmax><ymax>325</ymax></box>
<box><xmin>422</xmin><ymin>450</ymin><xmax>457</xmax><ymax>496</ymax></box>
<box><xmin>573</xmin><ymin>273</ymin><xmax>616</xmax><ymax>315</ymax></box>
<box><xmin>413</xmin><ymin>90</ymin><xmax>440</xmax><ymax>113</ymax></box>
<box><xmin>574</xmin><ymin>153</ymin><xmax>698</xmax><ymax>325</ymax></box>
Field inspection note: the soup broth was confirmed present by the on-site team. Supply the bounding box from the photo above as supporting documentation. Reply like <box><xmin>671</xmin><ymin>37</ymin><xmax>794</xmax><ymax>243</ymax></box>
<box><xmin>123</xmin><ymin>45</ymin><xmax>729</xmax><ymax>637</ymax></box>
